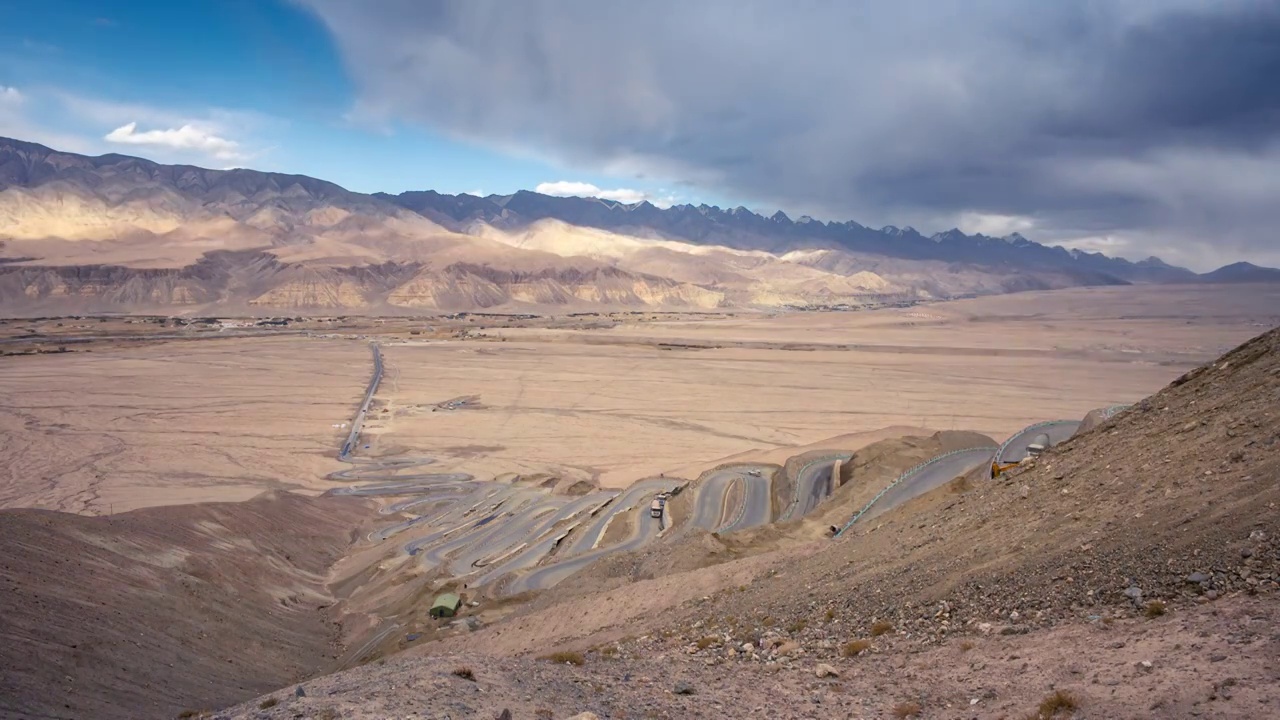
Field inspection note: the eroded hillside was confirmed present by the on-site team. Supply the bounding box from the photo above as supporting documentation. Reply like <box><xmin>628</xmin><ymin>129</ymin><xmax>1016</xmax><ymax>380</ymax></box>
<box><xmin>0</xmin><ymin>492</ymin><xmax>374</xmax><ymax>720</ymax></box>
<box><xmin>216</xmin><ymin>327</ymin><xmax>1279</xmax><ymax>719</ymax></box>
<box><xmin>5</xmin><ymin>136</ymin><xmax>1253</xmax><ymax>315</ymax></box>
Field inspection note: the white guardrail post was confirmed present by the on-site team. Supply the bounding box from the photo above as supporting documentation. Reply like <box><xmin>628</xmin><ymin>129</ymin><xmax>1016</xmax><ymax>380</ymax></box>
<box><xmin>834</xmin><ymin>446</ymin><xmax>995</xmax><ymax>537</ymax></box>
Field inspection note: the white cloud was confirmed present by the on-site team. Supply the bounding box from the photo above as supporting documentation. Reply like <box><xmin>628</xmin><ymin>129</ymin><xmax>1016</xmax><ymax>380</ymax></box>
<box><xmin>301</xmin><ymin>0</ymin><xmax>1280</xmax><ymax>267</ymax></box>
<box><xmin>0</xmin><ymin>86</ymin><xmax>275</xmax><ymax>165</ymax></box>
<box><xmin>956</xmin><ymin>212</ymin><xmax>1036</xmax><ymax>238</ymax></box>
<box><xmin>104</xmin><ymin>121</ymin><xmax>243</xmax><ymax>161</ymax></box>
<box><xmin>536</xmin><ymin>180</ymin><xmax>604</xmax><ymax>196</ymax></box>
<box><xmin>535</xmin><ymin>180</ymin><xmax>658</xmax><ymax>205</ymax></box>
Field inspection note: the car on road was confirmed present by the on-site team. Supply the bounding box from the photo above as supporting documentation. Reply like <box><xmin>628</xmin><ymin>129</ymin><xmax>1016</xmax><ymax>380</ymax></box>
<box><xmin>650</xmin><ymin>497</ymin><xmax>665</xmax><ymax>518</ymax></box>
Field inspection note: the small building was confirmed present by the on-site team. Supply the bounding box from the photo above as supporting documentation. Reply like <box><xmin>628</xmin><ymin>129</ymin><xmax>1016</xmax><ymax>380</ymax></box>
<box><xmin>430</xmin><ymin>593</ymin><xmax>462</xmax><ymax>618</ymax></box>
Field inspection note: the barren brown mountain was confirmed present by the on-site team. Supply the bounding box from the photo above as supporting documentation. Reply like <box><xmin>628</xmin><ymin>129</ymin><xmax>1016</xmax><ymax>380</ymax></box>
<box><xmin>5</xmin><ymin>136</ymin><xmax>1270</xmax><ymax>316</ymax></box>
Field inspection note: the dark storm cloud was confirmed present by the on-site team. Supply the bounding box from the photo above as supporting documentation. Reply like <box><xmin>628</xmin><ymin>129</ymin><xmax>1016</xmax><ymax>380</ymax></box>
<box><xmin>299</xmin><ymin>0</ymin><xmax>1280</xmax><ymax>269</ymax></box>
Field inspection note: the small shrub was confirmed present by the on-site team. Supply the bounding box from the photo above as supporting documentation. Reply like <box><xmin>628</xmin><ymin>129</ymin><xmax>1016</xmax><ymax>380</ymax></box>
<box><xmin>1145</xmin><ymin>600</ymin><xmax>1167</xmax><ymax>618</ymax></box>
<box><xmin>892</xmin><ymin>701</ymin><xmax>922</xmax><ymax>718</ymax></box>
<box><xmin>696</xmin><ymin>636</ymin><xmax>719</xmax><ymax>649</ymax></box>
<box><xmin>787</xmin><ymin>619</ymin><xmax>808</xmax><ymax>634</ymax></box>
<box><xmin>870</xmin><ymin>621</ymin><xmax>894</xmax><ymax>637</ymax></box>
<box><xmin>842</xmin><ymin>639</ymin><xmax>872</xmax><ymax>657</ymax></box>
<box><xmin>759</xmin><ymin>615</ymin><xmax>776</xmax><ymax>627</ymax></box>
<box><xmin>451</xmin><ymin>666</ymin><xmax>476</xmax><ymax>681</ymax></box>
<box><xmin>176</xmin><ymin>712</ymin><xmax>207</xmax><ymax>719</ymax></box>
<box><xmin>539</xmin><ymin>650</ymin><xmax>585</xmax><ymax>666</ymax></box>
<box><xmin>535</xmin><ymin>710</ymin><xmax>554</xmax><ymax>720</ymax></box>
<box><xmin>825</xmin><ymin>608</ymin><xmax>836</xmax><ymax>622</ymax></box>
<box><xmin>599</xmin><ymin>645</ymin><xmax>618</xmax><ymax>657</ymax></box>
<box><xmin>317</xmin><ymin>710</ymin><xmax>338</xmax><ymax>720</ymax></box>
<box><xmin>258</xmin><ymin>698</ymin><xmax>278</xmax><ymax>709</ymax></box>
<box><xmin>960</xmin><ymin>640</ymin><xmax>975</xmax><ymax>652</ymax></box>
<box><xmin>1029</xmin><ymin>689</ymin><xmax>1078</xmax><ymax>719</ymax></box>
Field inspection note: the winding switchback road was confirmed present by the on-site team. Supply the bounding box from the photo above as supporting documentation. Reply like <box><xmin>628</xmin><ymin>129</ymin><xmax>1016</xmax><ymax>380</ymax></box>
<box><xmin>994</xmin><ymin>420</ymin><xmax>1082</xmax><ymax>468</ymax></box>
<box><xmin>501</xmin><ymin>488</ymin><xmax>677</xmax><ymax>595</ymax></box>
<box><xmin>860</xmin><ymin>447</ymin><xmax>997</xmax><ymax>523</ymax></box>
<box><xmin>718</xmin><ymin>468</ymin><xmax>774</xmax><ymax>533</ymax></box>
<box><xmin>331</xmin><ymin>340</ymin><xmax>1105</xmax><ymax>598</ymax></box>
<box><xmin>782</xmin><ymin>455</ymin><xmax>852</xmax><ymax>521</ymax></box>
<box><xmin>688</xmin><ymin>466</ymin><xmax>772</xmax><ymax>533</ymax></box>
<box><xmin>565</xmin><ymin>478</ymin><xmax>683</xmax><ymax>555</ymax></box>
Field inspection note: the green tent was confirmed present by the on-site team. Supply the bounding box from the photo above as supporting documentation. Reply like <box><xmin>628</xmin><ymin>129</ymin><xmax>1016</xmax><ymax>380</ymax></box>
<box><xmin>430</xmin><ymin>593</ymin><xmax>462</xmax><ymax>618</ymax></box>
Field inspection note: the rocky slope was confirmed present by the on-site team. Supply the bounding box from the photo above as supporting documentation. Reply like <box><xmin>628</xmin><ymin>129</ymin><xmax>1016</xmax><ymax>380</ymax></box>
<box><xmin>0</xmin><ymin>491</ymin><xmax>374</xmax><ymax>720</ymax></box>
<box><xmin>220</xmin><ymin>596</ymin><xmax>1280</xmax><ymax>719</ymax></box>
<box><xmin>6</xmin><ymin>136</ymin><xmax>1274</xmax><ymax>315</ymax></box>
<box><xmin>218</xmin><ymin>326</ymin><xmax>1277</xmax><ymax>719</ymax></box>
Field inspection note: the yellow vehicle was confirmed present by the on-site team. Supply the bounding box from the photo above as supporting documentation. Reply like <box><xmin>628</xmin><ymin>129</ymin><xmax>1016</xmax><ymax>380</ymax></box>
<box><xmin>990</xmin><ymin>461</ymin><xmax>1021</xmax><ymax>478</ymax></box>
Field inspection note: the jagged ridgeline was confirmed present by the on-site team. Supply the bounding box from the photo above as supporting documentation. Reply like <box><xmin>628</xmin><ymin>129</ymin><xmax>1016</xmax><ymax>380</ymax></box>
<box><xmin>6</xmin><ymin>136</ymin><xmax>1265</xmax><ymax>315</ymax></box>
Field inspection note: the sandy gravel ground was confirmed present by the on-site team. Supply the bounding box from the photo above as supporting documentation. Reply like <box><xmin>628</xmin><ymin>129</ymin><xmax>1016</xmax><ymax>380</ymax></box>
<box><xmin>218</xmin><ymin>594</ymin><xmax>1278</xmax><ymax>720</ymax></box>
<box><xmin>2</xmin><ymin>285</ymin><xmax>1271</xmax><ymax>514</ymax></box>
<box><xmin>0</xmin><ymin>337</ymin><xmax>366</xmax><ymax>513</ymax></box>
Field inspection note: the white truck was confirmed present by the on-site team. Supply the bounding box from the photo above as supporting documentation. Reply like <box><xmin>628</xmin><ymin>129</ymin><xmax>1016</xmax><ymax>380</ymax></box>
<box><xmin>1025</xmin><ymin>432</ymin><xmax>1052</xmax><ymax>459</ymax></box>
<box><xmin>649</xmin><ymin>498</ymin><xmax>664</xmax><ymax>518</ymax></box>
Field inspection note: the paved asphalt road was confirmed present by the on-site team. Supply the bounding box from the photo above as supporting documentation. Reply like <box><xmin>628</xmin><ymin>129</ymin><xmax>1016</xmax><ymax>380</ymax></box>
<box><xmin>565</xmin><ymin>478</ymin><xmax>683</xmax><ymax>555</ymax></box>
<box><xmin>782</xmin><ymin>455</ymin><xmax>852</xmax><ymax>521</ymax></box>
<box><xmin>858</xmin><ymin>446</ymin><xmax>998</xmax><ymax>524</ymax></box>
<box><xmin>446</xmin><ymin>493</ymin><xmax>578</xmax><ymax>574</ymax></box>
<box><xmin>995</xmin><ymin>420</ymin><xmax>1082</xmax><ymax>465</ymax></box>
<box><xmin>501</xmin><ymin>493</ymin><xmax>676</xmax><ymax>595</ymax></box>
<box><xmin>421</xmin><ymin>493</ymin><xmax>551</xmax><ymax>571</ymax></box>
<box><xmin>333</xmin><ymin>476</ymin><xmax>474</xmax><ymax>496</ymax></box>
<box><xmin>332</xmin><ymin>336</ymin><xmax>1096</xmax><ymax>597</ymax></box>
<box><xmin>369</xmin><ymin>501</ymin><xmax>458</xmax><ymax>542</ymax></box>
<box><xmin>688</xmin><ymin>465</ymin><xmax>772</xmax><ymax>533</ymax></box>
<box><xmin>719</xmin><ymin>469</ymin><xmax>775</xmax><ymax>533</ymax></box>
<box><xmin>463</xmin><ymin>490</ymin><xmax>620</xmax><ymax>586</ymax></box>
<box><xmin>340</xmin><ymin>343</ymin><xmax>383</xmax><ymax>460</ymax></box>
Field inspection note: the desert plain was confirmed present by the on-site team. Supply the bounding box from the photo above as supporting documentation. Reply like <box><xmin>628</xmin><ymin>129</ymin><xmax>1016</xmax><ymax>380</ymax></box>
<box><xmin>4</xmin><ymin>282</ymin><xmax>1280</xmax><ymax>720</ymax></box>
<box><xmin>2</xmin><ymin>283</ymin><xmax>1275</xmax><ymax>514</ymax></box>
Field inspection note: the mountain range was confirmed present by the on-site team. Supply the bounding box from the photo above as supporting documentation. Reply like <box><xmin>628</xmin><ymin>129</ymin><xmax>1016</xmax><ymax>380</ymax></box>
<box><xmin>0</xmin><ymin>136</ymin><xmax>1271</xmax><ymax>315</ymax></box>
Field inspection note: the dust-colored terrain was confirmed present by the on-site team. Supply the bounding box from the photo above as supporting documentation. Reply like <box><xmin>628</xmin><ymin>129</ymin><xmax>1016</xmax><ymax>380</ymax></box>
<box><xmin>5</xmin><ymin>286</ymin><xmax>1267</xmax><ymax>514</ymax></box>
<box><xmin>1</xmin><ymin>285</ymin><xmax>1278</xmax><ymax>719</ymax></box>
<box><xmin>360</xmin><ymin>284</ymin><xmax>1277</xmax><ymax>488</ymax></box>
<box><xmin>0</xmin><ymin>337</ymin><xmax>365</xmax><ymax>513</ymax></box>
<box><xmin>221</xmin><ymin>595</ymin><xmax>1279</xmax><ymax>720</ymax></box>
<box><xmin>217</xmin><ymin>322</ymin><xmax>1280</xmax><ymax>719</ymax></box>
<box><xmin>0</xmin><ymin>492</ymin><xmax>374</xmax><ymax>720</ymax></box>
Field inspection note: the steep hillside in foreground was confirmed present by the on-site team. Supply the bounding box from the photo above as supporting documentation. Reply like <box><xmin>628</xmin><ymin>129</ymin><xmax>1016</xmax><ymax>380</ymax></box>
<box><xmin>220</xmin><ymin>327</ymin><xmax>1278</xmax><ymax>720</ymax></box>
<box><xmin>0</xmin><ymin>492</ymin><xmax>374</xmax><ymax>720</ymax></box>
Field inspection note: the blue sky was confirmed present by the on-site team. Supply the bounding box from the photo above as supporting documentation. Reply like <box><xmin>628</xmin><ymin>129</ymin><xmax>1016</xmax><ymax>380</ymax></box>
<box><xmin>1</xmin><ymin>1</ymin><xmax>1276</xmax><ymax>270</ymax></box>
<box><xmin>0</xmin><ymin>0</ymin><xmax>706</xmax><ymax>205</ymax></box>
